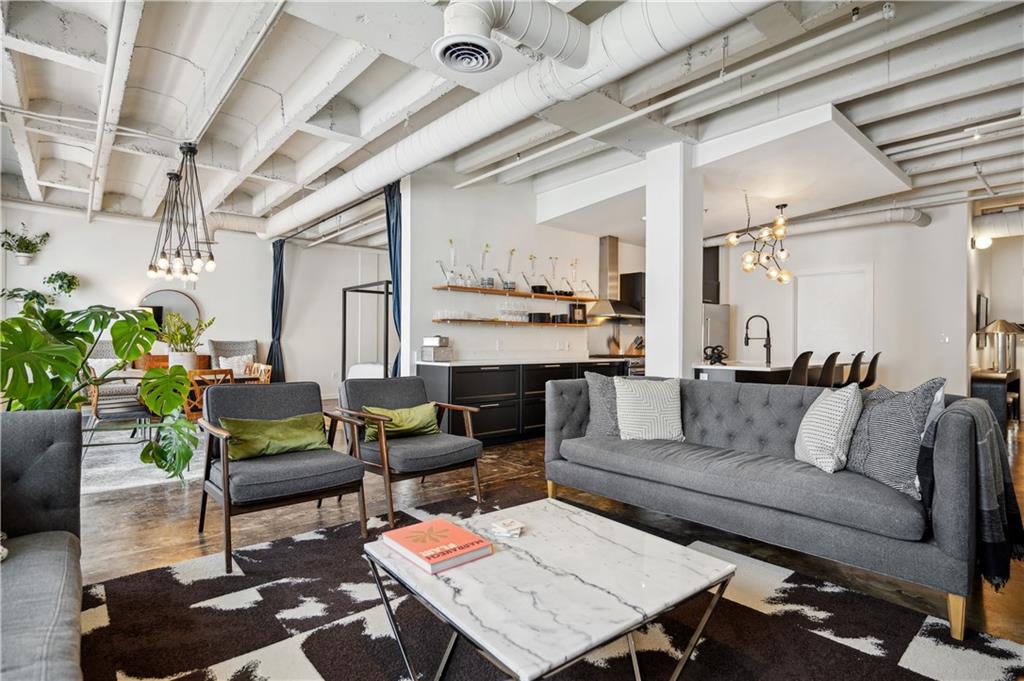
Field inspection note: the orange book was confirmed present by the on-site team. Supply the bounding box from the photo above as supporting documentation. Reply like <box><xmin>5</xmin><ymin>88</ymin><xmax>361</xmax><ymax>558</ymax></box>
<box><xmin>382</xmin><ymin>518</ymin><xmax>493</xmax><ymax>574</ymax></box>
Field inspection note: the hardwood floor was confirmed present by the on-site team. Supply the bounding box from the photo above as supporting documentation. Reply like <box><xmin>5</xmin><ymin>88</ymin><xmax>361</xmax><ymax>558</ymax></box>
<box><xmin>81</xmin><ymin>423</ymin><xmax>1024</xmax><ymax>643</ymax></box>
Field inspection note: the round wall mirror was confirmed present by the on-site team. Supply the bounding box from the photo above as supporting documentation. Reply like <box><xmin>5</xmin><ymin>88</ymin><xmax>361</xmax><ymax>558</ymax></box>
<box><xmin>139</xmin><ymin>289</ymin><xmax>201</xmax><ymax>327</ymax></box>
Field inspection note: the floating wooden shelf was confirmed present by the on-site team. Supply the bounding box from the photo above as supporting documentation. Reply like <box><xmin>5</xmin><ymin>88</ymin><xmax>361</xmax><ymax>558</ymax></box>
<box><xmin>433</xmin><ymin>318</ymin><xmax>599</xmax><ymax>328</ymax></box>
<box><xmin>432</xmin><ymin>284</ymin><xmax>597</xmax><ymax>303</ymax></box>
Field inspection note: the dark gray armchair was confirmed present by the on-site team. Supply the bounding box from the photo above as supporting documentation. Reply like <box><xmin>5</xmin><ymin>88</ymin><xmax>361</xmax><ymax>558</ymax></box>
<box><xmin>197</xmin><ymin>382</ymin><xmax>366</xmax><ymax>573</ymax></box>
<box><xmin>1</xmin><ymin>410</ymin><xmax>83</xmax><ymax>681</ymax></box>
<box><xmin>207</xmin><ymin>340</ymin><xmax>258</xmax><ymax>368</ymax></box>
<box><xmin>335</xmin><ymin>376</ymin><xmax>483</xmax><ymax>527</ymax></box>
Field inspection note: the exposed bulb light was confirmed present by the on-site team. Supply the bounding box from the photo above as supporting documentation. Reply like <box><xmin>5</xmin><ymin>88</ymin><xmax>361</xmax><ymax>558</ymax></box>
<box><xmin>173</xmin><ymin>251</ymin><xmax>183</xmax><ymax>267</ymax></box>
<box><xmin>772</xmin><ymin>223</ymin><xmax>787</xmax><ymax>239</ymax></box>
<box><xmin>766</xmin><ymin>266</ymin><xmax>780</xmax><ymax>280</ymax></box>
<box><xmin>191</xmin><ymin>258</ymin><xmax>204</xmax><ymax>273</ymax></box>
<box><xmin>974</xmin><ymin>235</ymin><xmax>993</xmax><ymax>249</ymax></box>
<box><xmin>146</xmin><ymin>144</ymin><xmax>216</xmax><ymax>281</ymax></box>
<box><xmin>164</xmin><ymin>271</ymin><xmax>174</xmax><ymax>281</ymax></box>
<box><xmin>741</xmin><ymin>250</ymin><xmax>758</xmax><ymax>265</ymax></box>
<box><xmin>146</xmin><ymin>265</ymin><xmax>159</xmax><ymax>279</ymax></box>
<box><xmin>157</xmin><ymin>252</ymin><xmax>169</xmax><ymax>270</ymax></box>
<box><xmin>759</xmin><ymin>252</ymin><xmax>773</xmax><ymax>265</ymax></box>
<box><xmin>186</xmin><ymin>271</ymin><xmax>199</xmax><ymax>282</ymax></box>
<box><xmin>725</xmin><ymin>232</ymin><xmax>741</xmax><ymax>247</ymax></box>
<box><xmin>742</xmin><ymin>261</ymin><xmax>757</xmax><ymax>273</ymax></box>
<box><xmin>777</xmin><ymin>270</ymin><xmax>793</xmax><ymax>284</ymax></box>
<box><xmin>205</xmin><ymin>256</ymin><xmax>217</xmax><ymax>272</ymax></box>
<box><xmin>757</xmin><ymin>226</ymin><xmax>773</xmax><ymax>240</ymax></box>
<box><xmin>776</xmin><ymin>248</ymin><xmax>789</xmax><ymax>261</ymax></box>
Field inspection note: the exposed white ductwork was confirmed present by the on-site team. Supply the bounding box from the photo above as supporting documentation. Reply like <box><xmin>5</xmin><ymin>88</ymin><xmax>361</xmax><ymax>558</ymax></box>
<box><xmin>973</xmin><ymin>207</ymin><xmax>1024</xmax><ymax>240</ymax></box>
<box><xmin>433</xmin><ymin>0</ymin><xmax>591</xmax><ymax>72</ymax></box>
<box><xmin>206</xmin><ymin>212</ymin><xmax>265</xmax><ymax>238</ymax></box>
<box><xmin>263</xmin><ymin>1</ymin><xmax>771</xmax><ymax>239</ymax></box>
<box><xmin>703</xmin><ymin>208</ymin><xmax>932</xmax><ymax>247</ymax></box>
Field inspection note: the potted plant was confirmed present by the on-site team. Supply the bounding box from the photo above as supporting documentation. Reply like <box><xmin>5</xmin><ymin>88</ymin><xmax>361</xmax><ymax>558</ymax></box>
<box><xmin>44</xmin><ymin>271</ymin><xmax>80</xmax><ymax>298</ymax></box>
<box><xmin>1</xmin><ymin>223</ymin><xmax>50</xmax><ymax>265</ymax></box>
<box><xmin>159</xmin><ymin>312</ymin><xmax>215</xmax><ymax>370</ymax></box>
<box><xmin>0</xmin><ymin>300</ymin><xmax>197</xmax><ymax>479</ymax></box>
<box><xmin>1</xmin><ymin>287</ymin><xmax>52</xmax><ymax>307</ymax></box>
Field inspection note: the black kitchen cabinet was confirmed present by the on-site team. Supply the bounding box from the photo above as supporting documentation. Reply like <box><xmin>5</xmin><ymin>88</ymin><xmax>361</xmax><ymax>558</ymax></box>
<box><xmin>620</xmin><ymin>272</ymin><xmax>645</xmax><ymax>314</ymax></box>
<box><xmin>417</xmin><ymin>360</ymin><xmax>627</xmax><ymax>443</ymax></box>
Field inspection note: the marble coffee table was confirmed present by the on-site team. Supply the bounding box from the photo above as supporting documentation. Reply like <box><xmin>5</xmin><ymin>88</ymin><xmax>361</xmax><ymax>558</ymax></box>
<box><xmin>363</xmin><ymin>499</ymin><xmax>735</xmax><ymax>680</ymax></box>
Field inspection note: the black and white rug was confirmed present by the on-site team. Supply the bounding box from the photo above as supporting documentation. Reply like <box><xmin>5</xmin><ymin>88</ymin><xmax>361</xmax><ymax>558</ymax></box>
<box><xmin>82</xmin><ymin>486</ymin><xmax>1024</xmax><ymax>680</ymax></box>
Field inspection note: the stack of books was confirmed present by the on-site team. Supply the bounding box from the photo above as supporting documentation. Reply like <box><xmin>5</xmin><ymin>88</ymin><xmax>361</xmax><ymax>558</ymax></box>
<box><xmin>383</xmin><ymin>518</ymin><xmax>492</xmax><ymax>574</ymax></box>
<box><xmin>490</xmin><ymin>519</ymin><xmax>525</xmax><ymax>538</ymax></box>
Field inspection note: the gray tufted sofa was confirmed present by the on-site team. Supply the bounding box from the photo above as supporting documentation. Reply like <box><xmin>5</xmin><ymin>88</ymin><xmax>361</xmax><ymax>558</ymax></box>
<box><xmin>545</xmin><ymin>378</ymin><xmax>977</xmax><ymax>640</ymax></box>
<box><xmin>1</xmin><ymin>410</ymin><xmax>84</xmax><ymax>680</ymax></box>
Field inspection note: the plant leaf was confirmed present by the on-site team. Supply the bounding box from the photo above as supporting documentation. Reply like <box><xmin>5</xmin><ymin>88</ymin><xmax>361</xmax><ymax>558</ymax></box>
<box><xmin>140</xmin><ymin>416</ymin><xmax>197</xmax><ymax>479</ymax></box>
<box><xmin>139</xmin><ymin>366</ymin><xmax>189</xmax><ymax>416</ymax></box>
<box><xmin>110</xmin><ymin>311</ymin><xmax>158</xmax><ymax>361</ymax></box>
<box><xmin>0</xmin><ymin>317</ymin><xmax>82</xmax><ymax>403</ymax></box>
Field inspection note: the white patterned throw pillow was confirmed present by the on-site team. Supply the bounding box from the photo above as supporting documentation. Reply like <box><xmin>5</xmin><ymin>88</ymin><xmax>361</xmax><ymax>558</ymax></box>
<box><xmin>794</xmin><ymin>384</ymin><xmax>862</xmax><ymax>473</ymax></box>
<box><xmin>613</xmin><ymin>377</ymin><xmax>684</xmax><ymax>441</ymax></box>
<box><xmin>220</xmin><ymin>354</ymin><xmax>254</xmax><ymax>376</ymax></box>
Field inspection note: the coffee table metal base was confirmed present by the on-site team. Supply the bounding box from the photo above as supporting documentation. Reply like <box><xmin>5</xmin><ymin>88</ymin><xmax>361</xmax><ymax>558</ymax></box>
<box><xmin>365</xmin><ymin>555</ymin><xmax>731</xmax><ymax>681</ymax></box>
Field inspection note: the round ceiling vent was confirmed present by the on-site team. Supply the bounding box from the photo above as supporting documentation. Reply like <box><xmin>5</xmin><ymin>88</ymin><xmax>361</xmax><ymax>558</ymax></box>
<box><xmin>432</xmin><ymin>34</ymin><xmax>502</xmax><ymax>73</ymax></box>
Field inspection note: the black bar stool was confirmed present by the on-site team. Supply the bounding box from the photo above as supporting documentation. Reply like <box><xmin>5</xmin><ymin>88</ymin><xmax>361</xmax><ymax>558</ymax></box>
<box><xmin>841</xmin><ymin>351</ymin><xmax>865</xmax><ymax>387</ymax></box>
<box><xmin>816</xmin><ymin>352</ymin><xmax>841</xmax><ymax>388</ymax></box>
<box><xmin>858</xmin><ymin>352</ymin><xmax>881</xmax><ymax>389</ymax></box>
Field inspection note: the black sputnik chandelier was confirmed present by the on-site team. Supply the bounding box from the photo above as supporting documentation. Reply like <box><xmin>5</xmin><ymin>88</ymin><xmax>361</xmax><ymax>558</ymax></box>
<box><xmin>146</xmin><ymin>143</ymin><xmax>216</xmax><ymax>280</ymax></box>
<box><xmin>724</xmin><ymin>192</ymin><xmax>793</xmax><ymax>285</ymax></box>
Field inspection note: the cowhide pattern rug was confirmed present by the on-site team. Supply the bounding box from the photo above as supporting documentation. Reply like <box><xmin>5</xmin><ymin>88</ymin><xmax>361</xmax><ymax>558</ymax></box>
<box><xmin>82</xmin><ymin>486</ymin><xmax>1024</xmax><ymax>681</ymax></box>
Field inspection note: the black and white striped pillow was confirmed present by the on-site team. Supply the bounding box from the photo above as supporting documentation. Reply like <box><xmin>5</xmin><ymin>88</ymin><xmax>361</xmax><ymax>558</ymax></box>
<box><xmin>847</xmin><ymin>378</ymin><xmax>946</xmax><ymax>499</ymax></box>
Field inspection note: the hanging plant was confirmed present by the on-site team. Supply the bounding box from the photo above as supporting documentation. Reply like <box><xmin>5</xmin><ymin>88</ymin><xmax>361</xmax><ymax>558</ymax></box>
<box><xmin>1</xmin><ymin>288</ymin><xmax>52</xmax><ymax>307</ymax></box>
<box><xmin>1</xmin><ymin>223</ymin><xmax>50</xmax><ymax>265</ymax></box>
<box><xmin>44</xmin><ymin>271</ymin><xmax>80</xmax><ymax>297</ymax></box>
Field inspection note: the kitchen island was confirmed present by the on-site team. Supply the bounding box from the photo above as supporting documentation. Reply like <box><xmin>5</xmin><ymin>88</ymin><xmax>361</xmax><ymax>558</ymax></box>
<box><xmin>417</xmin><ymin>358</ymin><xmax>628</xmax><ymax>442</ymax></box>
<box><xmin>693</xmin><ymin>360</ymin><xmax>847</xmax><ymax>385</ymax></box>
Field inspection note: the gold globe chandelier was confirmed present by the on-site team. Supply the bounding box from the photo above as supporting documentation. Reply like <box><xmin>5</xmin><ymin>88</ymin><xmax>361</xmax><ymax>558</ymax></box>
<box><xmin>724</xmin><ymin>193</ymin><xmax>793</xmax><ymax>285</ymax></box>
<box><xmin>146</xmin><ymin>143</ymin><xmax>216</xmax><ymax>281</ymax></box>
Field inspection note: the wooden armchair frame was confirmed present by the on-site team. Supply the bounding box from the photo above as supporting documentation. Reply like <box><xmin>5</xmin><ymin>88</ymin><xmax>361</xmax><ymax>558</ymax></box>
<box><xmin>326</xmin><ymin>402</ymin><xmax>482</xmax><ymax>527</ymax></box>
<box><xmin>197</xmin><ymin>411</ymin><xmax>367</xmax><ymax>574</ymax></box>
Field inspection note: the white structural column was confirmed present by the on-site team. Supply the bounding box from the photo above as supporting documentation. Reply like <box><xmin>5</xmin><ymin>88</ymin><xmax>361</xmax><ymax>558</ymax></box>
<box><xmin>645</xmin><ymin>143</ymin><xmax>703</xmax><ymax>378</ymax></box>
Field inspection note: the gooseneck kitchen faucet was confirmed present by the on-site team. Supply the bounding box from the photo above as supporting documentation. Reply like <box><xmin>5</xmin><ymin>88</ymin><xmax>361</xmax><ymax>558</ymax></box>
<box><xmin>744</xmin><ymin>315</ymin><xmax>772</xmax><ymax>366</ymax></box>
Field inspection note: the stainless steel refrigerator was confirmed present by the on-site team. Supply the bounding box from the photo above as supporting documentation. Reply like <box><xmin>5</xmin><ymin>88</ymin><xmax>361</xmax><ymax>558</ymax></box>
<box><xmin>702</xmin><ymin>303</ymin><xmax>730</xmax><ymax>352</ymax></box>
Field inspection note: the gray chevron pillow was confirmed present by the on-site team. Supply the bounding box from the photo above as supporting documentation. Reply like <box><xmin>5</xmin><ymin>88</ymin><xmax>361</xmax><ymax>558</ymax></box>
<box><xmin>614</xmin><ymin>377</ymin><xmax>684</xmax><ymax>441</ymax></box>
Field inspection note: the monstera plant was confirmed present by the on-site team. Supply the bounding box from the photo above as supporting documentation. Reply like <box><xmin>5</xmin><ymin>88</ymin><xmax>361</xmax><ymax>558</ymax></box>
<box><xmin>0</xmin><ymin>300</ymin><xmax>197</xmax><ymax>479</ymax></box>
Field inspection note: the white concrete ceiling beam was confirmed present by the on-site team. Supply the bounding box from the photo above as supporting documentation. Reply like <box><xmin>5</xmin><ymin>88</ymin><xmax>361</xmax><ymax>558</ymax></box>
<box><xmin>683</xmin><ymin>2</ymin><xmax>1017</xmax><ymax>136</ymax></box>
<box><xmin>300</xmin><ymin>95</ymin><xmax>362</xmax><ymax>143</ymax></box>
<box><xmin>887</xmin><ymin>125</ymin><xmax>1024</xmax><ymax>163</ymax></box>
<box><xmin>1</xmin><ymin>1</ymin><xmax>107</xmax><ymax>74</ymax></box>
<box><xmin>900</xmin><ymin>136</ymin><xmax>1024</xmax><ymax>175</ymax></box>
<box><xmin>910</xmin><ymin>153</ymin><xmax>1024</xmax><ymax>188</ymax></box>
<box><xmin>497</xmin><ymin>138</ymin><xmax>609</xmax><ymax>184</ymax></box>
<box><xmin>903</xmin><ymin>168</ymin><xmax>1024</xmax><ymax>196</ymax></box>
<box><xmin>862</xmin><ymin>86</ymin><xmax>1024</xmax><ymax>146</ymax></box>
<box><xmin>455</xmin><ymin>119</ymin><xmax>564</xmax><ymax>174</ymax></box>
<box><xmin>316</xmin><ymin>200</ymin><xmax>384</xmax><ymax>236</ymax></box>
<box><xmin>1</xmin><ymin>49</ymin><xmax>42</xmax><ymax>201</ymax></box>
<box><xmin>618</xmin><ymin>2</ymin><xmax>857</xmax><ymax>107</ymax></box>
<box><xmin>841</xmin><ymin>51</ymin><xmax>1024</xmax><ymax>127</ymax></box>
<box><xmin>203</xmin><ymin>40</ymin><xmax>379</xmax><ymax>212</ymax></box>
<box><xmin>351</xmin><ymin>231</ymin><xmax>388</xmax><ymax>249</ymax></box>
<box><xmin>332</xmin><ymin>216</ymin><xmax>387</xmax><ymax>244</ymax></box>
<box><xmin>89</xmin><ymin>0</ymin><xmax>145</xmax><ymax>213</ymax></box>
<box><xmin>251</xmin><ymin>69</ymin><xmax>453</xmax><ymax>216</ymax></box>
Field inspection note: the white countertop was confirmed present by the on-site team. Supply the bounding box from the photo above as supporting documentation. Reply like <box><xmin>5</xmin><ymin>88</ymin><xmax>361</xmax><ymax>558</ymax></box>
<box><xmin>693</xmin><ymin>360</ymin><xmax>845</xmax><ymax>372</ymax></box>
<box><xmin>365</xmin><ymin>499</ymin><xmax>734</xmax><ymax>681</ymax></box>
<box><xmin>417</xmin><ymin>357</ymin><xmax>631</xmax><ymax>367</ymax></box>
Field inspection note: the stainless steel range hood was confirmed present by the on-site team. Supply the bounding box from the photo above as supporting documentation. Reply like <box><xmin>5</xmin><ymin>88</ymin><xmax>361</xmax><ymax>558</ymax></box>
<box><xmin>589</xmin><ymin>236</ymin><xmax>644</xmax><ymax>319</ymax></box>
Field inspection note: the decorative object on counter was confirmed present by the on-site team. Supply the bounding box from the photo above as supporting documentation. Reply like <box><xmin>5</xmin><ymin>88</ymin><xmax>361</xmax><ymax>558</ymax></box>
<box><xmin>494</xmin><ymin>269</ymin><xmax>516</xmax><ymax>291</ymax></box>
<box><xmin>448</xmin><ymin>238</ymin><xmax>457</xmax><ymax>269</ymax></box>
<box><xmin>703</xmin><ymin>345</ymin><xmax>729</xmax><ymax>365</ymax></box>
<box><xmin>724</xmin><ymin>193</ymin><xmax>793</xmax><ymax>285</ymax></box>
<box><xmin>503</xmin><ymin>247</ymin><xmax>517</xmax><ymax>290</ymax></box>
<box><xmin>146</xmin><ymin>143</ymin><xmax>216</xmax><ymax>281</ymax></box>
<box><xmin>43</xmin><ymin>271</ymin><xmax>80</xmax><ymax>298</ymax></box>
<box><xmin>983</xmin><ymin>319</ymin><xmax>1023</xmax><ymax>372</ymax></box>
<box><xmin>528</xmin><ymin>312</ymin><xmax>552</xmax><ymax>323</ymax></box>
<box><xmin>420</xmin><ymin>346</ymin><xmax>454</xmax><ymax>362</ymax></box>
<box><xmin>581</xmin><ymin>279</ymin><xmax>599</xmax><ymax>298</ymax></box>
<box><xmin>2</xmin><ymin>223</ymin><xmax>49</xmax><ymax>265</ymax></box>
<box><xmin>569</xmin><ymin>302</ymin><xmax>587</xmax><ymax>324</ymax></box>
<box><xmin>551</xmin><ymin>314</ymin><xmax>569</xmax><ymax>324</ymax></box>
<box><xmin>480</xmin><ymin>242</ymin><xmax>490</xmax><ymax>271</ymax></box>
<box><xmin>569</xmin><ymin>257</ymin><xmax>579</xmax><ymax>284</ymax></box>
<box><xmin>423</xmin><ymin>335</ymin><xmax>449</xmax><ymax>347</ymax></box>
<box><xmin>159</xmin><ymin>311</ymin><xmax>216</xmax><ymax>371</ymax></box>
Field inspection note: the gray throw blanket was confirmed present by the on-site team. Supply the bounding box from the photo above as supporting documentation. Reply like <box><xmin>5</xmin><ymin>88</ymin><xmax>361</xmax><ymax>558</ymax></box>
<box><xmin>918</xmin><ymin>398</ymin><xmax>1024</xmax><ymax>590</ymax></box>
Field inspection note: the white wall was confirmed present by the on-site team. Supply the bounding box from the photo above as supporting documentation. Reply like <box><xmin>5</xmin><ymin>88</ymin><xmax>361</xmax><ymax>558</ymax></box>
<box><xmin>723</xmin><ymin>204</ymin><xmax>972</xmax><ymax>394</ymax></box>
<box><xmin>401</xmin><ymin>162</ymin><xmax>617</xmax><ymax>374</ymax></box>
<box><xmin>2</xmin><ymin>203</ymin><xmax>390</xmax><ymax>397</ymax></box>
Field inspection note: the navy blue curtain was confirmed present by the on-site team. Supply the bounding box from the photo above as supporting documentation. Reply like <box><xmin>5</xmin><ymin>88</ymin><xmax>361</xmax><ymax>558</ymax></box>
<box><xmin>267</xmin><ymin>239</ymin><xmax>285</xmax><ymax>382</ymax></box>
<box><xmin>384</xmin><ymin>181</ymin><xmax>402</xmax><ymax>377</ymax></box>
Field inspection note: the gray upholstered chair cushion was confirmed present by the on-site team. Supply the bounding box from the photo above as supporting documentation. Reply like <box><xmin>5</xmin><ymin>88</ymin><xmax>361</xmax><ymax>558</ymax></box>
<box><xmin>340</xmin><ymin>376</ymin><xmax>430</xmax><ymax>412</ymax></box>
<box><xmin>680</xmin><ymin>380</ymin><xmax>824</xmax><ymax>458</ymax></box>
<box><xmin>359</xmin><ymin>433</ymin><xmax>482</xmax><ymax>473</ymax></box>
<box><xmin>0</xmin><ymin>410</ymin><xmax>82</xmax><ymax>539</ymax></box>
<box><xmin>204</xmin><ymin>382</ymin><xmax>323</xmax><ymax>425</ymax></box>
<box><xmin>1</xmin><ymin>531</ymin><xmax>83</xmax><ymax>681</ymax></box>
<box><xmin>559</xmin><ymin>436</ymin><xmax>926</xmax><ymax>541</ymax></box>
<box><xmin>210</xmin><ymin>450</ymin><xmax>364</xmax><ymax>504</ymax></box>
<box><xmin>208</xmin><ymin>340</ymin><xmax>258</xmax><ymax>369</ymax></box>
<box><xmin>90</xmin><ymin>339</ymin><xmax>117</xmax><ymax>360</ymax></box>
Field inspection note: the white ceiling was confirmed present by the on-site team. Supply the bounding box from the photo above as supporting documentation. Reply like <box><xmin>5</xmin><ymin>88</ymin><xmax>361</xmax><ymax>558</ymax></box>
<box><xmin>0</xmin><ymin>1</ymin><xmax>1021</xmax><ymax>250</ymax></box>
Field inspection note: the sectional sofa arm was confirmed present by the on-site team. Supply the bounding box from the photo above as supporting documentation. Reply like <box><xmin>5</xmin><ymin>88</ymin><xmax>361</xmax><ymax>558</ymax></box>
<box><xmin>928</xmin><ymin>403</ymin><xmax>977</xmax><ymax>564</ymax></box>
<box><xmin>545</xmin><ymin>379</ymin><xmax>590</xmax><ymax>463</ymax></box>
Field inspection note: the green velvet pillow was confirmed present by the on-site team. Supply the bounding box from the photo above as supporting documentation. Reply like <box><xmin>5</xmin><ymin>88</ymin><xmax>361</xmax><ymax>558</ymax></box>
<box><xmin>220</xmin><ymin>412</ymin><xmax>328</xmax><ymax>461</ymax></box>
<box><xmin>364</xmin><ymin>402</ymin><xmax>440</xmax><ymax>442</ymax></box>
